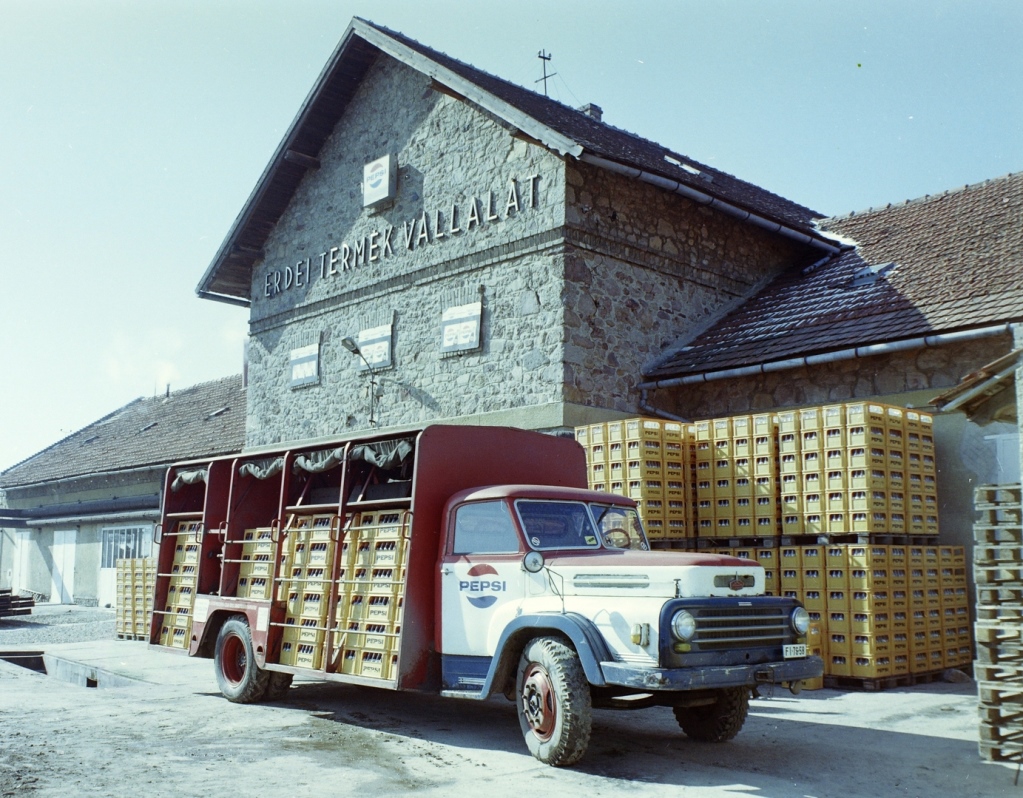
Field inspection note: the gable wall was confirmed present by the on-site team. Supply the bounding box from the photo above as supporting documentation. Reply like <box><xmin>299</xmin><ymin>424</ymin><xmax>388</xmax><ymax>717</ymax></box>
<box><xmin>245</xmin><ymin>56</ymin><xmax>569</xmax><ymax>447</ymax></box>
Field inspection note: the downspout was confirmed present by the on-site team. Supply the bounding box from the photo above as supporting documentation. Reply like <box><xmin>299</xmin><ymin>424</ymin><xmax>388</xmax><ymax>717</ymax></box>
<box><xmin>638</xmin><ymin>323</ymin><xmax>1015</xmax><ymax>392</ymax></box>
<box><xmin>579</xmin><ymin>153</ymin><xmax>841</xmax><ymax>255</ymax></box>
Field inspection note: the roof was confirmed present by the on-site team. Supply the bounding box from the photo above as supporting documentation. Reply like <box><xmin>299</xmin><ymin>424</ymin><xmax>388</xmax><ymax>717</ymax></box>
<box><xmin>197</xmin><ymin>17</ymin><xmax>826</xmax><ymax>304</ymax></box>
<box><xmin>645</xmin><ymin>172</ymin><xmax>1023</xmax><ymax>380</ymax></box>
<box><xmin>0</xmin><ymin>375</ymin><xmax>245</xmax><ymax>489</ymax></box>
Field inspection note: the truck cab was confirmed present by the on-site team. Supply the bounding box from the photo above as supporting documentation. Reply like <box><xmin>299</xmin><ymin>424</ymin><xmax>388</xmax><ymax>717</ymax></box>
<box><xmin>437</xmin><ymin>484</ymin><xmax>818</xmax><ymax>764</ymax></box>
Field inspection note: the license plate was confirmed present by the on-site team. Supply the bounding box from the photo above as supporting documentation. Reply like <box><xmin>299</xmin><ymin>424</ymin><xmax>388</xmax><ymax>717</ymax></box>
<box><xmin>783</xmin><ymin>644</ymin><xmax>807</xmax><ymax>659</ymax></box>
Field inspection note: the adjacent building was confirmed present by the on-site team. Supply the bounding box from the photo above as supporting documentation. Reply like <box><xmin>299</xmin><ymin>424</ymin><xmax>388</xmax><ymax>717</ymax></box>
<box><xmin>0</xmin><ymin>377</ymin><xmax>244</xmax><ymax>606</ymax></box>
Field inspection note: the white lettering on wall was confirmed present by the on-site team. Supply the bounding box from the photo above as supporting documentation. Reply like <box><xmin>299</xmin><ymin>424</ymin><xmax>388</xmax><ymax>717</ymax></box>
<box><xmin>263</xmin><ymin>174</ymin><xmax>543</xmax><ymax>298</ymax></box>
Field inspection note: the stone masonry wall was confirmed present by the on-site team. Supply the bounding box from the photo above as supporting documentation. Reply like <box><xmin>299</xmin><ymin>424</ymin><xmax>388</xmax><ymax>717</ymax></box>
<box><xmin>652</xmin><ymin>334</ymin><xmax>1014</xmax><ymax>420</ymax></box>
<box><xmin>245</xmin><ymin>55</ymin><xmax>568</xmax><ymax>447</ymax></box>
<box><xmin>562</xmin><ymin>161</ymin><xmax>811</xmax><ymax>413</ymax></box>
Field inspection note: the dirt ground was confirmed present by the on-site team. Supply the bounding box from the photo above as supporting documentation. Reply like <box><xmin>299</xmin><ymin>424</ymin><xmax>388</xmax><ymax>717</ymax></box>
<box><xmin>0</xmin><ymin>638</ymin><xmax>1017</xmax><ymax>798</ymax></box>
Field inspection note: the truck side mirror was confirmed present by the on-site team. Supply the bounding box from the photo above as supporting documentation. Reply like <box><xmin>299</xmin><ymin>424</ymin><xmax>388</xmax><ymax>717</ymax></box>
<box><xmin>522</xmin><ymin>551</ymin><xmax>545</xmax><ymax>573</ymax></box>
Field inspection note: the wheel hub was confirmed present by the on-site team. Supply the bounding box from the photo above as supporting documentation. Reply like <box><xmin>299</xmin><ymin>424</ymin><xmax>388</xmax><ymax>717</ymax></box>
<box><xmin>521</xmin><ymin>663</ymin><xmax>556</xmax><ymax>741</ymax></box>
<box><xmin>222</xmin><ymin>634</ymin><xmax>247</xmax><ymax>685</ymax></box>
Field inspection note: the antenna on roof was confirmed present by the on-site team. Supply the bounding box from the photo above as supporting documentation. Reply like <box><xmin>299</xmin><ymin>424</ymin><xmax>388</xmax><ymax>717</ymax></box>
<box><xmin>536</xmin><ymin>50</ymin><xmax>556</xmax><ymax>97</ymax></box>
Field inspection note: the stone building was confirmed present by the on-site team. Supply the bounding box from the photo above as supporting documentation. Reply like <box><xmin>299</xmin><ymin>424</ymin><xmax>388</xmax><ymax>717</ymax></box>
<box><xmin>197</xmin><ymin>18</ymin><xmax>842</xmax><ymax>447</ymax></box>
<box><xmin>0</xmin><ymin>377</ymin><xmax>244</xmax><ymax>605</ymax></box>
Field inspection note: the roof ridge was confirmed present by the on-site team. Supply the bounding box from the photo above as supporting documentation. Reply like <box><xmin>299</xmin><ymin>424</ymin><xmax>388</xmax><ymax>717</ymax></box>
<box><xmin>823</xmin><ymin>170</ymin><xmax>1023</xmax><ymax>224</ymax></box>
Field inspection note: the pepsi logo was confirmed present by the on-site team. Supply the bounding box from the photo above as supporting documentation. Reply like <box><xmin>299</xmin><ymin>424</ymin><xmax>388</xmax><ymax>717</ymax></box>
<box><xmin>460</xmin><ymin>564</ymin><xmax>506</xmax><ymax>608</ymax></box>
<box><xmin>366</xmin><ymin>162</ymin><xmax>387</xmax><ymax>190</ymax></box>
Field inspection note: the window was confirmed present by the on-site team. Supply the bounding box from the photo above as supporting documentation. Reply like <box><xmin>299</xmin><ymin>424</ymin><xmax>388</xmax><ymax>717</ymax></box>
<box><xmin>101</xmin><ymin>526</ymin><xmax>153</xmax><ymax>568</ymax></box>
<box><xmin>452</xmin><ymin>501</ymin><xmax>520</xmax><ymax>554</ymax></box>
<box><xmin>515</xmin><ymin>500</ymin><xmax>601</xmax><ymax>551</ymax></box>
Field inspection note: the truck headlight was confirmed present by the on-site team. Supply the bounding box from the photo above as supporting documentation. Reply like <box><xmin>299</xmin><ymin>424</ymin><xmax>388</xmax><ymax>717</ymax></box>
<box><xmin>671</xmin><ymin>609</ymin><xmax>696</xmax><ymax>642</ymax></box>
<box><xmin>791</xmin><ymin>606</ymin><xmax>810</xmax><ymax>635</ymax></box>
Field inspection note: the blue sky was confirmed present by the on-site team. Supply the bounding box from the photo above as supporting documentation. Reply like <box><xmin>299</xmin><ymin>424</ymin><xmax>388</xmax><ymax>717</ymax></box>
<box><xmin>1</xmin><ymin>0</ymin><xmax>1020</xmax><ymax>471</ymax></box>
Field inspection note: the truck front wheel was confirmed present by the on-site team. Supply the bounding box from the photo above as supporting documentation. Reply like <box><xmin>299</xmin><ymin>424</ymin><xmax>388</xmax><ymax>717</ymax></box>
<box><xmin>673</xmin><ymin>686</ymin><xmax>750</xmax><ymax>742</ymax></box>
<box><xmin>214</xmin><ymin>616</ymin><xmax>270</xmax><ymax>703</ymax></box>
<box><xmin>516</xmin><ymin>636</ymin><xmax>592</xmax><ymax>766</ymax></box>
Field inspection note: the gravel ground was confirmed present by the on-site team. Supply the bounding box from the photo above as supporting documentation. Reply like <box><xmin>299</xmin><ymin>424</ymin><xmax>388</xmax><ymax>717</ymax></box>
<box><xmin>0</xmin><ymin>604</ymin><xmax>115</xmax><ymax>646</ymax></box>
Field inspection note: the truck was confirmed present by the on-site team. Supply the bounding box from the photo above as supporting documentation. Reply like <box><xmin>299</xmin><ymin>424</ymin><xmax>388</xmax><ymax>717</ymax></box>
<box><xmin>152</xmin><ymin>425</ymin><xmax>821</xmax><ymax>766</ymax></box>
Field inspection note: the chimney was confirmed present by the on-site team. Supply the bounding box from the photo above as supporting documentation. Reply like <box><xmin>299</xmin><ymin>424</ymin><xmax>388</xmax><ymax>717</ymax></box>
<box><xmin>578</xmin><ymin>103</ymin><xmax>603</xmax><ymax>122</ymax></box>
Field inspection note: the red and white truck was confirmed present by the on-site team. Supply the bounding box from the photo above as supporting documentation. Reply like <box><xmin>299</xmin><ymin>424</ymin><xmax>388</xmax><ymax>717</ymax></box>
<box><xmin>153</xmin><ymin>425</ymin><xmax>820</xmax><ymax>766</ymax></box>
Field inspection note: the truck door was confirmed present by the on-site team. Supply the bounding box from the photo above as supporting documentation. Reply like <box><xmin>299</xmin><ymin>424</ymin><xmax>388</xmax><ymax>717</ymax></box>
<box><xmin>439</xmin><ymin>500</ymin><xmax>523</xmax><ymax>687</ymax></box>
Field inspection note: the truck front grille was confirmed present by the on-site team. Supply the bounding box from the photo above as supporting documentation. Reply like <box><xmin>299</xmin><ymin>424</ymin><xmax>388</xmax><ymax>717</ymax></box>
<box><xmin>691</xmin><ymin>605</ymin><xmax>791</xmax><ymax>650</ymax></box>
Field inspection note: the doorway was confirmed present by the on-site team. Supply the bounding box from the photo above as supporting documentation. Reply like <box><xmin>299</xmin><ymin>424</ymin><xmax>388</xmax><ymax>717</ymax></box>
<box><xmin>49</xmin><ymin>529</ymin><xmax>76</xmax><ymax>604</ymax></box>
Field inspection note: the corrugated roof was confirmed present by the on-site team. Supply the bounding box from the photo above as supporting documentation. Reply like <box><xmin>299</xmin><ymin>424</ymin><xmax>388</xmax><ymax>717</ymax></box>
<box><xmin>0</xmin><ymin>375</ymin><xmax>245</xmax><ymax>489</ymax></box>
<box><xmin>645</xmin><ymin>172</ymin><xmax>1023</xmax><ymax>380</ymax></box>
<box><xmin>197</xmin><ymin>17</ymin><xmax>826</xmax><ymax>304</ymax></box>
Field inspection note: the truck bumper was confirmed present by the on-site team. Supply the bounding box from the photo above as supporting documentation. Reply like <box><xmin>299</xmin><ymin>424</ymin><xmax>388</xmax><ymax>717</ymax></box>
<box><xmin>600</xmin><ymin>655</ymin><xmax>824</xmax><ymax>692</ymax></box>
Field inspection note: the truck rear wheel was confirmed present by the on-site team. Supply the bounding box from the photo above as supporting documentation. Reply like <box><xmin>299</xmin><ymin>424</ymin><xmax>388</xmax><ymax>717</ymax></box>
<box><xmin>673</xmin><ymin>686</ymin><xmax>749</xmax><ymax>742</ymax></box>
<box><xmin>214</xmin><ymin>616</ymin><xmax>270</xmax><ymax>703</ymax></box>
<box><xmin>516</xmin><ymin>636</ymin><xmax>592</xmax><ymax>766</ymax></box>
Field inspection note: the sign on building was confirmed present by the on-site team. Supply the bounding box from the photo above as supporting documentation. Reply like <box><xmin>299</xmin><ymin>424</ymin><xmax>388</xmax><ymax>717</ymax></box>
<box><xmin>440</xmin><ymin>301</ymin><xmax>483</xmax><ymax>354</ymax></box>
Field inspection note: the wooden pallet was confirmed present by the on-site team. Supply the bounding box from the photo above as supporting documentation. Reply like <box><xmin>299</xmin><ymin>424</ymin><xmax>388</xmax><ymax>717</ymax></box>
<box><xmin>974</xmin><ymin>524</ymin><xmax>1023</xmax><ymax>545</ymax></box>
<box><xmin>976</xmin><ymin>563</ymin><xmax>1023</xmax><ymax>585</ymax></box>
<box><xmin>974</xmin><ymin>543</ymin><xmax>1023</xmax><ymax>564</ymax></box>
<box><xmin>650</xmin><ymin>539</ymin><xmax>697</xmax><ymax>551</ymax></box>
<box><xmin>975</xmin><ymin>484</ymin><xmax>1023</xmax><ymax>504</ymax></box>
<box><xmin>976</xmin><ymin>641</ymin><xmax>1023</xmax><ymax>665</ymax></box>
<box><xmin>976</xmin><ymin>662</ymin><xmax>1023</xmax><ymax>683</ymax></box>
<box><xmin>977</xmin><ymin>586</ymin><xmax>1023</xmax><ymax>605</ymax></box>
<box><xmin>694</xmin><ymin>536</ymin><xmax>780</xmax><ymax>550</ymax></box>
<box><xmin>823</xmin><ymin>668</ymin><xmax>949</xmax><ymax>692</ymax></box>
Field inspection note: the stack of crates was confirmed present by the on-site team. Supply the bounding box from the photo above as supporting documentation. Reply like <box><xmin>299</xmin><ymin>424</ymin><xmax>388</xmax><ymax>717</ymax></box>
<box><xmin>577</xmin><ymin>402</ymin><xmax>938</xmax><ymax>546</ymax></box>
<box><xmin>277</xmin><ymin>514</ymin><xmax>339</xmax><ymax>671</ymax></box>
<box><xmin>973</xmin><ymin>484</ymin><xmax>1023</xmax><ymax>762</ymax></box>
<box><xmin>157</xmin><ymin>520</ymin><xmax>201</xmax><ymax>648</ymax></box>
<box><xmin>238</xmin><ymin>526</ymin><xmax>277</xmax><ymax>600</ymax></box>
<box><xmin>577</xmin><ymin>418</ymin><xmax>693</xmax><ymax>541</ymax></box>
<box><xmin>115</xmin><ymin>558</ymin><xmax>155</xmax><ymax>639</ymax></box>
<box><xmin>732</xmin><ymin>541</ymin><xmax>970</xmax><ymax>681</ymax></box>
<box><xmin>695</xmin><ymin>415</ymin><xmax>780</xmax><ymax>540</ymax></box>
<box><xmin>780</xmin><ymin>403</ymin><xmax>938</xmax><ymax>539</ymax></box>
<box><xmin>332</xmin><ymin>511</ymin><xmax>410</xmax><ymax>680</ymax></box>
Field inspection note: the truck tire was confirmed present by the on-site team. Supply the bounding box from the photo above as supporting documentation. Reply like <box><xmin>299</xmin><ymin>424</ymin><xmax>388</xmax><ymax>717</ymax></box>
<box><xmin>214</xmin><ymin>616</ymin><xmax>270</xmax><ymax>703</ymax></box>
<box><xmin>673</xmin><ymin>686</ymin><xmax>749</xmax><ymax>742</ymax></box>
<box><xmin>516</xmin><ymin>636</ymin><xmax>592</xmax><ymax>766</ymax></box>
<box><xmin>265</xmin><ymin>671</ymin><xmax>294</xmax><ymax>702</ymax></box>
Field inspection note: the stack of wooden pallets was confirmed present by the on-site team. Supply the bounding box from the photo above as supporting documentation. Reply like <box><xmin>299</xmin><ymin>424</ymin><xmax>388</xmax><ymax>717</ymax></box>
<box><xmin>974</xmin><ymin>484</ymin><xmax>1023</xmax><ymax>763</ymax></box>
<box><xmin>0</xmin><ymin>588</ymin><xmax>34</xmax><ymax>619</ymax></box>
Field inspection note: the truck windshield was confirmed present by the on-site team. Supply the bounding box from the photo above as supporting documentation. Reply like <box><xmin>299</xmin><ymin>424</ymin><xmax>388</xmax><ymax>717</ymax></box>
<box><xmin>515</xmin><ymin>500</ymin><xmax>601</xmax><ymax>550</ymax></box>
<box><xmin>588</xmin><ymin>503</ymin><xmax>649</xmax><ymax>551</ymax></box>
